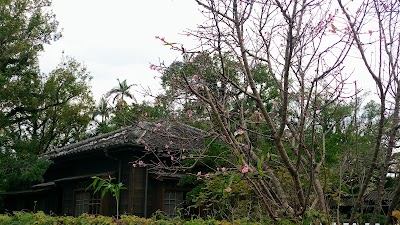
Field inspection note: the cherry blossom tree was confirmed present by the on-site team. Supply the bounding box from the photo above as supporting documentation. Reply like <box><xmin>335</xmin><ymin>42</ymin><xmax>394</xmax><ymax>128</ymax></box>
<box><xmin>150</xmin><ymin>0</ymin><xmax>359</xmax><ymax>221</ymax></box>
<box><xmin>338</xmin><ymin>0</ymin><xmax>400</xmax><ymax>224</ymax></box>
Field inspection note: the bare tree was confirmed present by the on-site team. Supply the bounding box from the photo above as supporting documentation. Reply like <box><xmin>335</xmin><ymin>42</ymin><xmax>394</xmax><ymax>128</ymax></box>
<box><xmin>152</xmin><ymin>0</ymin><xmax>358</xmax><ymax>221</ymax></box>
<box><xmin>338</xmin><ymin>0</ymin><xmax>400</xmax><ymax>224</ymax></box>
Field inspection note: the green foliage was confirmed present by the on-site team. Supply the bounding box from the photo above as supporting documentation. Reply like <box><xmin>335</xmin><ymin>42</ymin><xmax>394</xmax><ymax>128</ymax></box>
<box><xmin>87</xmin><ymin>176</ymin><xmax>126</xmax><ymax>218</ymax></box>
<box><xmin>0</xmin><ymin>211</ymin><xmax>290</xmax><ymax>225</ymax></box>
<box><xmin>90</xmin><ymin>97</ymin><xmax>169</xmax><ymax>135</ymax></box>
<box><xmin>0</xmin><ymin>151</ymin><xmax>48</xmax><ymax>192</ymax></box>
<box><xmin>106</xmin><ymin>79</ymin><xmax>137</xmax><ymax>104</ymax></box>
<box><xmin>0</xmin><ymin>56</ymin><xmax>93</xmax><ymax>196</ymax></box>
<box><xmin>185</xmin><ymin>171</ymin><xmax>264</xmax><ymax>222</ymax></box>
<box><xmin>0</xmin><ymin>0</ymin><xmax>95</xmax><ymax>211</ymax></box>
<box><xmin>87</xmin><ymin>176</ymin><xmax>125</xmax><ymax>200</ymax></box>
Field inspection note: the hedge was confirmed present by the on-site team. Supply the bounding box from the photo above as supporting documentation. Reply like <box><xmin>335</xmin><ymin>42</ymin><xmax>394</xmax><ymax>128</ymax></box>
<box><xmin>0</xmin><ymin>211</ymin><xmax>268</xmax><ymax>225</ymax></box>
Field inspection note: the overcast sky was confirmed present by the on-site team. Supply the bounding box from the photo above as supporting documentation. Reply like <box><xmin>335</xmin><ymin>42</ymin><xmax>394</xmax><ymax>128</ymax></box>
<box><xmin>39</xmin><ymin>0</ymin><xmax>203</xmax><ymax>103</ymax></box>
<box><xmin>38</xmin><ymin>0</ymin><xmax>378</xmax><ymax>106</ymax></box>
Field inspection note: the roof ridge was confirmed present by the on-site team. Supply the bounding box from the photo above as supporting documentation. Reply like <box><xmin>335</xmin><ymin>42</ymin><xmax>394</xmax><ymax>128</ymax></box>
<box><xmin>42</xmin><ymin>126</ymin><xmax>134</xmax><ymax>157</ymax></box>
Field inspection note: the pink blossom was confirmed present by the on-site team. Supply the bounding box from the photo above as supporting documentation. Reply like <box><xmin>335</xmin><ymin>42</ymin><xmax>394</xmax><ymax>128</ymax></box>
<box><xmin>155</xmin><ymin>36</ymin><xmax>160</xmax><ymax>39</ymax></box>
<box><xmin>205</xmin><ymin>174</ymin><xmax>210</xmax><ymax>179</ymax></box>
<box><xmin>187</xmin><ymin>110</ymin><xmax>193</xmax><ymax>118</ymax></box>
<box><xmin>368</xmin><ymin>30</ymin><xmax>373</xmax><ymax>36</ymax></box>
<box><xmin>217</xmin><ymin>167</ymin><xmax>220</xmax><ymax>171</ymax></box>
<box><xmin>197</xmin><ymin>171</ymin><xmax>202</xmax><ymax>180</ymax></box>
<box><xmin>270</xmin><ymin>99</ymin><xmax>276</xmax><ymax>105</ymax></box>
<box><xmin>138</xmin><ymin>161</ymin><xmax>144</xmax><ymax>166</ymax></box>
<box><xmin>167</xmin><ymin>150</ymin><xmax>171</xmax><ymax>155</ymax></box>
<box><xmin>132</xmin><ymin>164</ymin><xmax>137</xmax><ymax>168</ymax></box>
<box><xmin>221</xmin><ymin>167</ymin><xmax>227</xmax><ymax>172</ymax></box>
<box><xmin>160</xmin><ymin>37</ymin><xmax>165</xmax><ymax>42</ymax></box>
<box><xmin>225</xmin><ymin>186</ymin><xmax>232</xmax><ymax>192</ymax></box>
<box><xmin>171</xmin><ymin>156</ymin><xmax>174</xmax><ymax>161</ymax></box>
<box><xmin>165</xmin><ymin>144</ymin><xmax>169</xmax><ymax>149</ymax></box>
<box><xmin>237</xmin><ymin>129</ymin><xmax>244</xmax><ymax>135</ymax></box>
<box><xmin>181</xmin><ymin>155</ymin><xmax>186</xmax><ymax>160</ymax></box>
<box><xmin>244</xmin><ymin>109</ymin><xmax>250</xmax><ymax>114</ymax></box>
<box><xmin>155</xmin><ymin>123</ymin><xmax>161</xmax><ymax>128</ymax></box>
<box><xmin>241</xmin><ymin>165</ymin><xmax>249</xmax><ymax>174</ymax></box>
<box><xmin>193</xmin><ymin>74</ymin><xmax>199</xmax><ymax>79</ymax></box>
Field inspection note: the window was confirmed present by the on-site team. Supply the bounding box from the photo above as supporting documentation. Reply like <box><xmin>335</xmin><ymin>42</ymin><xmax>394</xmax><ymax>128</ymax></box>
<box><xmin>163</xmin><ymin>191</ymin><xmax>184</xmax><ymax>217</ymax></box>
<box><xmin>74</xmin><ymin>191</ymin><xmax>101</xmax><ymax>216</ymax></box>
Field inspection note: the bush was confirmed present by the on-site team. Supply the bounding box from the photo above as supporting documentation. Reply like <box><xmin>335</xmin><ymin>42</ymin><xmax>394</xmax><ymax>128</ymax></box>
<box><xmin>0</xmin><ymin>211</ymin><xmax>267</xmax><ymax>225</ymax></box>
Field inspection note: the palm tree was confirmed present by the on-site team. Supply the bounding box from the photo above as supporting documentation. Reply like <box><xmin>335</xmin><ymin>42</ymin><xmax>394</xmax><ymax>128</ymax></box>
<box><xmin>92</xmin><ymin>97</ymin><xmax>112</xmax><ymax>123</ymax></box>
<box><xmin>106</xmin><ymin>79</ymin><xmax>137</xmax><ymax>104</ymax></box>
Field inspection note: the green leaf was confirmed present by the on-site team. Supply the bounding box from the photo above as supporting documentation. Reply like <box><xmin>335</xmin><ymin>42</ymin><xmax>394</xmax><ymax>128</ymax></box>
<box><xmin>94</xmin><ymin>180</ymin><xmax>105</xmax><ymax>193</ymax></box>
<box><xmin>101</xmin><ymin>186</ymin><xmax>109</xmax><ymax>198</ymax></box>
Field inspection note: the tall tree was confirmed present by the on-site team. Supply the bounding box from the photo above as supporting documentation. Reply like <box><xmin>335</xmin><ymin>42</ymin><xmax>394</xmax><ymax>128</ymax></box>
<box><xmin>0</xmin><ymin>0</ymin><xmax>95</xmax><ymax>201</ymax></box>
<box><xmin>0</xmin><ymin>0</ymin><xmax>61</xmax><ymax>128</ymax></box>
<box><xmin>93</xmin><ymin>97</ymin><xmax>113</xmax><ymax>123</ymax></box>
<box><xmin>153</xmin><ymin>0</ymin><xmax>361</xmax><ymax>222</ymax></box>
<box><xmin>106</xmin><ymin>79</ymin><xmax>137</xmax><ymax>105</ymax></box>
<box><xmin>338</xmin><ymin>1</ymin><xmax>400</xmax><ymax>224</ymax></box>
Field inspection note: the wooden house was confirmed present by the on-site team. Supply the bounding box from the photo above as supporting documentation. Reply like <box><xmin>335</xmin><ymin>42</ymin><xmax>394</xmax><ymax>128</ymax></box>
<box><xmin>2</xmin><ymin>121</ymin><xmax>205</xmax><ymax>217</ymax></box>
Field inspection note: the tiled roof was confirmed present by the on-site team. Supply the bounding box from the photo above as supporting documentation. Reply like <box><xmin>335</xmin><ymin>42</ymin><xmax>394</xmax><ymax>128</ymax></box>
<box><xmin>364</xmin><ymin>190</ymin><xmax>395</xmax><ymax>201</ymax></box>
<box><xmin>42</xmin><ymin>121</ymin><xmax>205</xmax><ymax>160</ymax></box>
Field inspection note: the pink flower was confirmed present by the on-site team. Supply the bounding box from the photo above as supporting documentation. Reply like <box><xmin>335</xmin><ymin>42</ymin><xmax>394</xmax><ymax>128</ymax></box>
<box><xmin>221</xmin><ymin>167</ymin><xmax>227</xmax><ymax>172</ymax></box>
<box><xmin>171</xmin><ymin>156</ymin><xmax>174</xmax><ymax>161</ymax></box>
<box><xmin>225</xmin><ymin>186</ymin><xmax>232</xmax><ymax>192</ymax></box>
<box><xmin>155</xmin><ymin>123</ymin><xmax>161</xmax><ymax>128</ymax></box>
<box><xmin>237</xmin><ymin>129</ymin><xmax>244</xmax><ymax>135</ymax></box>
<box><xmin>132</xmin><ymin>164</ymin><xmax>137</xmax><ymax>168</ymax></box>
<box><xmin>181</xmin><ymin>155</ymin><xmax>186</xmax><ymax>160</ymax></box>
<box><xmin>187</xmin><ymin>110</ymin><xmax>193</xmax><ymax>118</ymax></box>
<box><xmin>244</xmin><ymin>109</ymin><xmax>250</xmax><ymax>114</ymax></box>
<box><xmin>205</xmin><ymin>174</ymin><xmax>210</xmax><ymax>179</ymax></box>
<box><xmin>241</xmin><ymin>165</ymin><xmax>249</xmax><ymax>174</ymax></box>
<box><xmin>165</xmin><ymin>144</ymin><xmax>169</xmax><ymax>149</ymax></box>
<box><xmin>193</xmin><ymin>74</ymin><xmax>199</xmax><ymax>79</ymax></box>
<box><xmin>368</xmin><ymin>30</ymin><xmax>373</xmax><ymax>36</ymax></box>
<box><xmin>270</xmin><ymin>99</ymin><xmax>276</xmax><ymax>105</ymax></box>
<box><xmin>217</xmin><ymin>167</ymin><xmax>220</xmax><ymax>171</ymax></box>
<box><xmin>167</xmin><ymin>150</ymin><xmax>171</xmax><ymax>155</ymax></box>
<box><xmin>138</xmin><ymin>161</ymin><xmax>144</xmax><ymax>166</ymax></box>
<box><xmin>197</xmin><ymin>171</ymin><xmax>202</xmax><ymax>180</ymax></box>
<box><xmin>160</xmin><ymin>37</ymin><xmax>165</xmax><ymax>42</ymax></box>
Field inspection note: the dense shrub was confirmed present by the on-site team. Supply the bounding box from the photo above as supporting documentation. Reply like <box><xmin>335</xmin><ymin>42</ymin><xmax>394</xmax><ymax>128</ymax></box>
<box><xmin>0</xmin><ymin>211</ymin><xmax>281</xmax><ymax>225</ymax></box>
